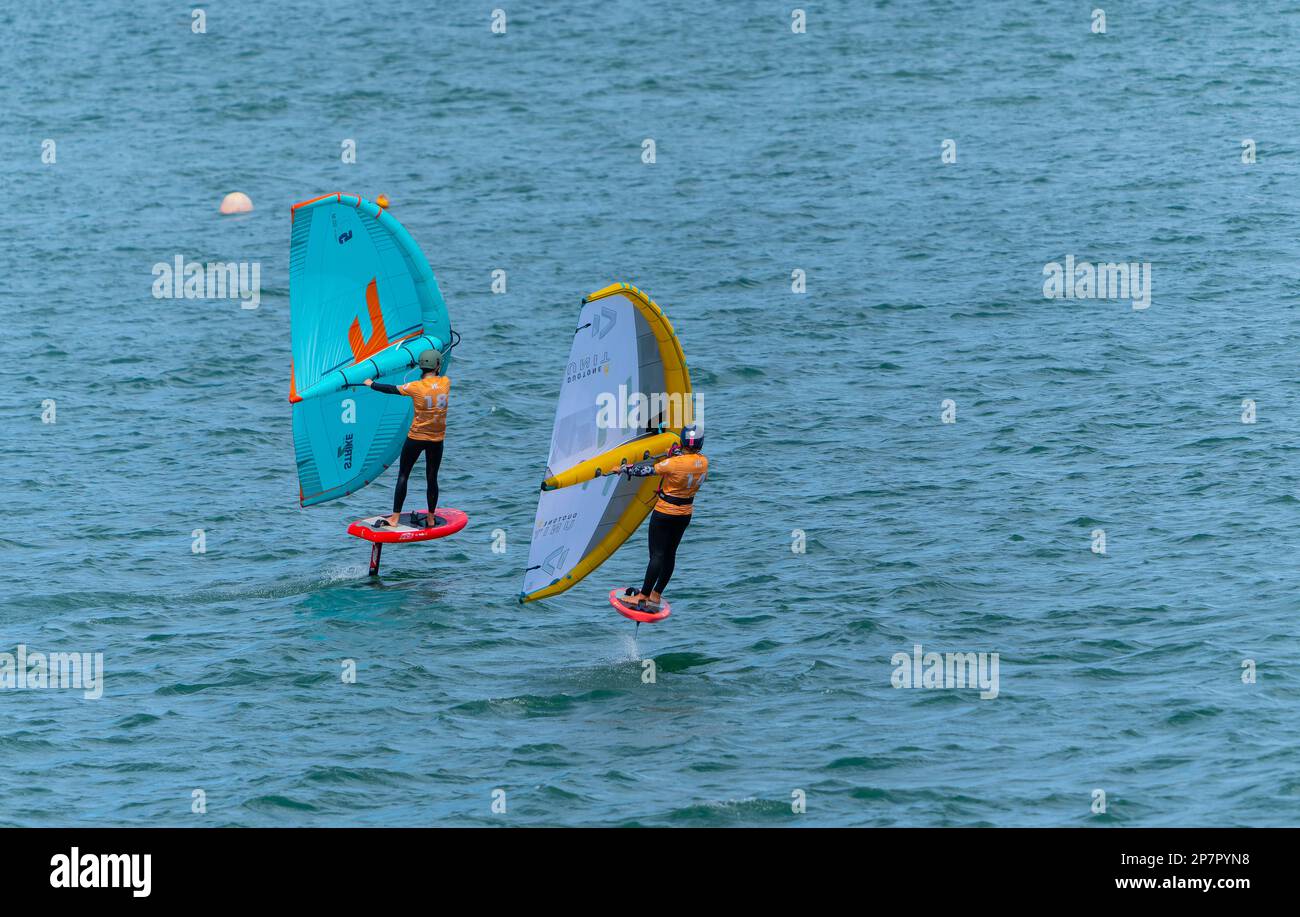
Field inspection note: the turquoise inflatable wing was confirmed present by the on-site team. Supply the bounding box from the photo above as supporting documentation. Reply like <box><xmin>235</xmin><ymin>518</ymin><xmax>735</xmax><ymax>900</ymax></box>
<box><xmin>288</xmin><ymin>193</ymin><xmax>452</xmax><ymax>506</ymax></box>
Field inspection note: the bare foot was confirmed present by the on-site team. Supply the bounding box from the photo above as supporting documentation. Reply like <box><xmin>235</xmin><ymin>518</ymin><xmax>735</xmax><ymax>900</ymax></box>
<box><xmin>623</xmin><ymin>592</ymin><xmax>648</xmax><ymax>605</ymax></box>
<box><xmin>387</xmin><ymin>512</ymin><xmax>401</xmax><ymax>526</ymax></box>
<box><xmin>647</xmin><ymin>592</ymin><xmax>663</xmax><ymax>605</ymax></box>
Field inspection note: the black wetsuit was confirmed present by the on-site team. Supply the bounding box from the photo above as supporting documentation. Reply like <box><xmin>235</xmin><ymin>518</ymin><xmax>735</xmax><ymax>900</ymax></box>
<box><xmin>641</xmin><ymin>509</ymin><xmax>691</xmax><ymax>597</ymax></box>
<box><xmin>393</xmin><ymin>438</ymin><xmax>442</xmax><ymax>516</ymax></box>
<box><xmin>372</xmin><ymin>382</ymin><xmax>443</xmax><ymax>516</ymax></box>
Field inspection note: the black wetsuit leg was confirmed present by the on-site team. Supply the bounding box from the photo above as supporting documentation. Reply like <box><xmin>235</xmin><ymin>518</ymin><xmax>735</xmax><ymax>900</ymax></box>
<box><xmin>392</xmin><ymin>438</ymin><xmax>425</xmax><ymax>514</ymax></box>
<box><xmin>424</xmin><ymin>440</ymin><xmax>443</xmax><ymax>516</ymax></box>
<box><xmin>640</xmin><ymin>510</ymin><xmax>692</xmax><ymax>596</ymax></box>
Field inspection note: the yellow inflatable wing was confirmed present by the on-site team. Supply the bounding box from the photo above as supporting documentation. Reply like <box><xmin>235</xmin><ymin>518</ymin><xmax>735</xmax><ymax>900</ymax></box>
<box><xmin>520</xmin><ymin>283</ymin><xmax>693</xmax><ymax>603</ymax></box>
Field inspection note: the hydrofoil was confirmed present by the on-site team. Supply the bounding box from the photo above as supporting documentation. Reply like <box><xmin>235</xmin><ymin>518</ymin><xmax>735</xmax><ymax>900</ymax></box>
<box><xmin>347</xmin><ymin>508</ymin><xmax>468</xmax><ymax>576</ymax></box>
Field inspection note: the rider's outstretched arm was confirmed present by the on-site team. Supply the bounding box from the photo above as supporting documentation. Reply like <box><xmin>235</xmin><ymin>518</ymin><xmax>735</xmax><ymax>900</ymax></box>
<box><xmin>363</xmin><ymin>379</ymin><xmax>403</xmax><ymax>395</ymax></box>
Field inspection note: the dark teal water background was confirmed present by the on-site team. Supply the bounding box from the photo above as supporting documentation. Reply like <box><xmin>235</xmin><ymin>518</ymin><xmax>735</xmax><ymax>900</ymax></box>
<box><xmin>3</xmin><ymin>1</ymin><xmax>1299</xmax><ymax>825</ymax></box>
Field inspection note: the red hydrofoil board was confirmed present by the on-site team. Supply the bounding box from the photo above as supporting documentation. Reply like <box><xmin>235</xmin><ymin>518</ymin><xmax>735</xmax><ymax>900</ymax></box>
<box><xmin>348</xmin><ymin>509</ymin><xmax>468</xmax><ymax>543</ymax></box>
<box><xmin>609</xmin><ymin>587</ymin><xmax>671</xmax><ymax>623</ymax></box>
<box><xmin>347</xmin><ymin>509</ymin><xmax>468</xmax><ymax>577</ymax></box>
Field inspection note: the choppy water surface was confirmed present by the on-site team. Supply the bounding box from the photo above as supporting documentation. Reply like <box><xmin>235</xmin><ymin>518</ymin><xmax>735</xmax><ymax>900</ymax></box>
<box><xmin>3</xmin><ymin>1</ymin><xmax>1300</xmax><ymax>826</ymax></box>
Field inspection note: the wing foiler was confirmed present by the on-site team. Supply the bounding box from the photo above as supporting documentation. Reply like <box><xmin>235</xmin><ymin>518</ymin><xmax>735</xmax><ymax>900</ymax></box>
<box><xmin>520</xmin><ymin>283</ymin><xmax>693</xmax><ymax>603</ymax></box>
<box><xmin>288</xmin><ymin>193</ymin><xmax>453</xmax><ymax>506</ymax></box>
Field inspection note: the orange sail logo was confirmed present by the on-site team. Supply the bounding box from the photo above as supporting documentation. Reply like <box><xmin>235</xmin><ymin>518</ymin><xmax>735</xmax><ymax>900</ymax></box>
<box><xmin>348</xmin><ymin>278</ymin><xmax>389</xmax><ymax>362</ymax></box>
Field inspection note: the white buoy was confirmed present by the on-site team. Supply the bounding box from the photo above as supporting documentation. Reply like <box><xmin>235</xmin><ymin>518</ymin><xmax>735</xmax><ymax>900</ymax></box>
<box><xmin>219</xmin><ymin>191</ymin><xmax>254</xmax><ymax>214</ymax></box>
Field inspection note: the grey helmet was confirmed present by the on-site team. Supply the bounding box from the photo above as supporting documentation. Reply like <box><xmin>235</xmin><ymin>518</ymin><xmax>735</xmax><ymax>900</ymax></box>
<box><xmin>418</xmin><ymin>349</ymin><xmax>442</xmax><ymax>373</ymax></box>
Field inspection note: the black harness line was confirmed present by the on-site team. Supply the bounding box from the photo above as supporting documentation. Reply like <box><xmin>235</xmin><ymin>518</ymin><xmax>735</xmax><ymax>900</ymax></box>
<box><xmin>656</xmin><ymin>490</ymin><xmax>694</xmax><ymax>506</ymax></box>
